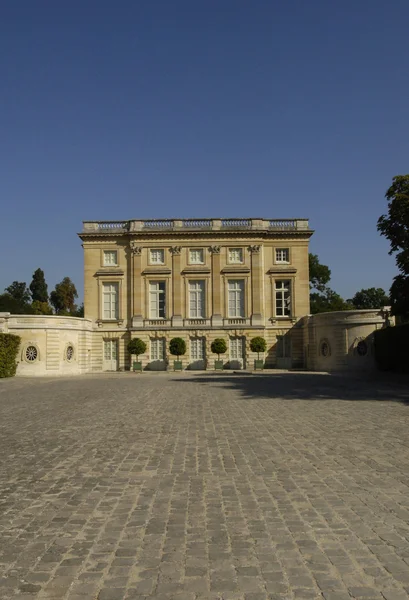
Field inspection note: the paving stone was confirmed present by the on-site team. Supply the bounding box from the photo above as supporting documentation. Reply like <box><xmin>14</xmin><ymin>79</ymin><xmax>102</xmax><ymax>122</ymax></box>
<box><xmin>0</xmin><ymin>373</ymin><xmax>409</xmax><ymax>600</ymax></box>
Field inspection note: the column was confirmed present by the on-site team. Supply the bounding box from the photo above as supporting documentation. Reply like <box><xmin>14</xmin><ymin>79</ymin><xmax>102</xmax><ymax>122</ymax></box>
<box><xmin>210</xmin><ymin>246</ymin><xmax>223</xmax><ymax>327</ymax></box>
<box><xmin>130</xmin><ymin>242</ymin><xmax>143</xmax><ymax>327</ymax></box>
<box><xmin>171</xmin><ymin>246</ymin><xmax>183</xmax><ymax>327</ymax></box>
<box><xmin>250</xmin><ymin>245</ymin><xmax>263</xmax><ymax>326</ymax></box>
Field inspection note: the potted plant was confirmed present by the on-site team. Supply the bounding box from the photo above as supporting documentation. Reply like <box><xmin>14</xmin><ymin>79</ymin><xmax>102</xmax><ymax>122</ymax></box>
<box><xmin>127</xmin><ymin>338</ymin><xmax>147</xmax><ymax>372</ymax></box>
<box><xmin>169</xmin><ymin>337</ymin><xmax>186</xmax><ymax>371</ymax></box>
<box><xmin>250</xmin><ymin>336</ymin><xmax>266</xmax><ymax>370</ymax></box>
<box><xmin>211</xmin><ymin>338</ymin><xmax>227</xmax><ymax>370</ymax></box>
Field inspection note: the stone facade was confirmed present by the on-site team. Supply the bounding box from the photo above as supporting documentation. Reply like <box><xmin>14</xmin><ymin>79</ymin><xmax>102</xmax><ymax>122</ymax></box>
<box><xmin>79</xmin><ymin>218</ymin><xmax>312</xmax><ymax>371</ymax></box>
<box><xmin>302</xmin><ymin>309</ymin><xmax>392</xmax><ymax>372</ymax></box>
<box><xmin>0</xmin><ymin>313</ymin><xmax>93</xmax><ymax>376</ymax></box>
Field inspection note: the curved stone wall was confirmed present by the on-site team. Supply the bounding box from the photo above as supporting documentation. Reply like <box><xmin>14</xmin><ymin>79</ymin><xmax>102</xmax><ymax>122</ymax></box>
<box><xmin>303</xmin><ymin>309</ymin><xmax>389</xmax><ymax>372</ymax></box>
<box><xmin>0</xmin><ymin>314</ymin><xmax>93</xmax><ymax>376</ymax></box>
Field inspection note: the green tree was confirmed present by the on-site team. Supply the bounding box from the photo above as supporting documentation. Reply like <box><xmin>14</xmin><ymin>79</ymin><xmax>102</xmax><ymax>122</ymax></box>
<box><xmin>308</xmin><ymin>254</ymin><xmax>351</xmax><ymax>314</ymax></box>
<box><xmin>349</xmin><ymin>288</ymin><xmax>389</xmax><ymax>310</ymax></box>
<box><xmin>377</xmin><ymin>174</ymin><xmax>409</xmax><ymax>318</ymax></box>
<box><xmin>50</xmin><ymin>277</ymin><xmax>78</xmax><ymax>314</ymax></box>
<box><xmin>0</xmin><ymin>293</ymin><xmax>33</xmax><ymax>314</ymax></box>
<box><xmin>31</xmin><ymin>300</ymin><xmax>53</xmax><ymax>315</ymax></box>
<box><xmin>29</xmin><ymin>268</ymin><xmax>48</xmax><ymax>303</ymax></box>
<box><xmin>127</xmin><ymin>338</ymin><xmax>147</xmax><ymax>361</ymax></box>
<box><xmin>210</xmin><ymin>338</ymin><xmax>227</xmax><ymax>360</ymax></box>
<box><xmin>5</xmin><ymin>281</ymin><xmax>31</xmax><ymax>305</ymax></box>
<box><xmin>309</xmin><ymin>253</ymin><xmax>331</xmax><ymax>292</ymax></box>
<box><xmin>169</xmin><ymin>338</ymin><xmax>186</xmax><ymax>357</ymax></box>
<box><xmin>310</xmin><ymin>290</ymin><xmax>352</xmax><ymax>314</ymax></box>
<box><xmin>250</xmin><ymin>336</ymin><xmax>267</xmax><ymax>360</ymax></box>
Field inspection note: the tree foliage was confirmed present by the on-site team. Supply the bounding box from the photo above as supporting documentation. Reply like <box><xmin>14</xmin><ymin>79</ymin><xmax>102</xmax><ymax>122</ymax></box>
<box><xmin>50</xmin><ymin>277</ymin><xmax>78</xmax><ymax>314</ymax></box>
<box><xmin>308</xmin><ymin>254</ymin><xmax>351</xmax><ymax>314</ymax></box>
<box><xmin>29</xmin><ymin>268</ymin><xmax>48</xmax><ymax>303</ymax></box>
<box><xmin>377</xmin><ymin>174</ymin><xmax>409</xmax><ymax>318</ymax></box>
<box><xmin>0</xmin><ymin>333</ymin><xmax>21</xmax><ymax>378</ymax></box>
<box><xmin>0</xmin><ymin>293</ymin><xmax>33</xmax><ymax>314</ymax></box>
<box><xmin>5</xmin><ymin>281</ymin><xmax>31</xmax><ymax>305</ymax></box>
<box><xmin>250</xmin><ymin>337</ymin><xmax>267</xmax><ymax>359</ymax></box>
<box><xmin>169</xmin><ymin>337</ymin><xmax>186</xmax><ymax>357</ymax></box>
<box><xmin>31</xmin><ymin>300</ymin><xmax>53</xmax><ymax>315</ymax></box>
<box><xmin>128</xmin><ymin>338</ymin><xmax>147</xmax><ymax>359</ymax></box>
<box><xmin>210</xmin><ymin>338</ymin><xmax>227</xmax><ymax>359</ymax></box>
<box><xmin>349</xmin><ymin>288</ymin><xmax>389</xmax><ymax>310</ymax></box>
<box><xmin>309</xmin><ymin>254</ymin><xmax>331</xmax><ymax>292</ymax></box>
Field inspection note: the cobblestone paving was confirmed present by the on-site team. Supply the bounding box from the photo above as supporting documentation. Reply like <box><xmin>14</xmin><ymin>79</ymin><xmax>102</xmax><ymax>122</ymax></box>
<box><xmin>1</xmin><ymin>372</ymin><xmax>409</xmax><ymax>600</ymax></box>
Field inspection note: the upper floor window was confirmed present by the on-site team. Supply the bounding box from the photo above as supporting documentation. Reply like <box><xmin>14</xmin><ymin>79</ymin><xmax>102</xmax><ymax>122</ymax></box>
<box><xmin>228</xmin><ymin>248</ymin><xmax>244</xmax><ymax>264</ymax></box>
<box><xmin>103</xmin><ymin>283</ymin><xmax>119</xmax><ymax>320</ymax></box>
<box><xmin>189</xmin><ymin>280</ymin><xmax>205</xmax><ymax>318</ymax></box>
<box><xmin>189</xmin><ymin>248</ymin><xmax>204</xmax><ymax>264</ymax></box>
<box><xmin>275</xmin><ymin>248</ymin><xmax>289</xmax><ymax>263</ymax></box>
<box><xmin>150</xmin><ymin>249</ymin><xmax>165</xmax><ymax>264</ymax></box>
<box><xmin>103</xmin><ymin>250</ymin><xmax>118</xmax><ymax>266</ymax></box>
<box><xmin>149</xmin><ymin>281</ymin><xmax>166</xmax><ymax>318</ymax></box>
<box><xmin>275</xmin><ymin>280</ymin><xmax>291</xmax><ymax>317</ymax></box>
<box><xmin>228</xmin><ymin>280</ymin><xmax>245</xmax><ymax>317</ymax></box>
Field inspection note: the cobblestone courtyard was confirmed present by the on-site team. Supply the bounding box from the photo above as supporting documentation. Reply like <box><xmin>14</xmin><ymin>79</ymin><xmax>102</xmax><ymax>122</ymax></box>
<box><xmin>1</xmin><ymin>372</ymin><xmax>409</xmax><ymax>600</ymax></box>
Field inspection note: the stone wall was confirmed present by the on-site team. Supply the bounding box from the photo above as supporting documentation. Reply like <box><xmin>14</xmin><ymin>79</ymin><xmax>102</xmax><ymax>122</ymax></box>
<box><xmin>303</xmin><ymin>309</ymin><xmax>389</xmax><ymax>372</ymax></box>
<box><xmin>0</xmin><ymin>313</ymin><xmax>93</xmax><ymax>376</ymax></box>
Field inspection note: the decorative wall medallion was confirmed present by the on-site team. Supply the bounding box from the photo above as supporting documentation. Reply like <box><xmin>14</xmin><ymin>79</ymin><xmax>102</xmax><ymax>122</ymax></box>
<box><xmin>319</xmin><ymin>339</ymin><xmax>331</xmax><ymax>357</ymax></box>
<box><xmin>25</xmin><ymin>346</ymin><xmax>38</xmax><ymax>362</ymax></box>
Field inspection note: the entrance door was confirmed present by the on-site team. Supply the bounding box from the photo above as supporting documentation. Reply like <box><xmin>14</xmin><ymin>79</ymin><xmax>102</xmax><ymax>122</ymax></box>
<box><xmin>103</xmin><ymin>340</ymin><xmax>118</xmax><ymax>371</ymax></box>
<box><xmin>229</xmin><ymin>336</ymin><xmax>245</xmax><ymax>369</ymax></box>
<box><xmin>190</xmin><ymin>337</ymin><xmax>206</xmax><ymax>370</ymax></box>
<box><xmin>150</xmin><ymin>338</ymin><xmax>166</xmax><ymax>370</ymax></box>
<box><xmin>276</xmin><ymin>334</ymin><xmax>292</xmax><ymax>369</ymax></box>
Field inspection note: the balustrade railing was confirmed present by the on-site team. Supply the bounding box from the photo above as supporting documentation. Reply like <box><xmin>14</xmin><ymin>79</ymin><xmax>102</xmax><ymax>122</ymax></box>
<box><xmin>143</xmin><ymin>220</ymin><xmax>174</xmax><ymax>229</ymax></box>
<box><xmin>83</xmin><ymin>218</ymin><xmax>309</xmax><ymax>232</ymax></box>
<box><xmin>96</xmin><ymin>221</ymin><xmax>129</xmax><ymax>231</ymax></box>
<box><xmin>183</xmin><ymin>219</ymin><xmax>212</xmax><ymax>228</ymax></box>
<box><xmin>269</xmin><ymin>219</ymin><xmax>296</xmax><ymax>229</ymax></box>
<box><xmin>221</xmin><ymin>219</ymin><xmax>251</xmax><ymax>228</ymax></box>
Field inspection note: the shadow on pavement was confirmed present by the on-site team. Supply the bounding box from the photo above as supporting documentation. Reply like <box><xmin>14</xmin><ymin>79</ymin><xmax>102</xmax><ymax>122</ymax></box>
<box><xmin>172</xmin><ymin>371</ymin><xmax>409</xmax><ymax>404</ymax></box>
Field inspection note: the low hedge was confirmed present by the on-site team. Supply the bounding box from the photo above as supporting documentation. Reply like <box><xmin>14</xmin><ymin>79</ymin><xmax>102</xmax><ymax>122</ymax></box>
<box><xmin>374</xmin><ymin>324</ymin><xmax>409</xmax><ymax>373</ymax></box>
<box><xmin>0</xmin><ymin>333</ymin><xmax>21</xmax><ymax>378</ymax></box>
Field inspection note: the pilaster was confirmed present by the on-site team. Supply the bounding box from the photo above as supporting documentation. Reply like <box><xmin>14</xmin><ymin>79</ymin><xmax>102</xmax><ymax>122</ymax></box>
<box><xmin>170</xmin><ymin>247</ymin><xmax>183</xmax><ymax>326</ymax></box>
<box><xmin>249</xmin><ymin>245</ymin><xmax>264</xmax><ymax>326</ymax></box>
<box><xmin>210</xmin><ymin>246</ymin><xmax>223</xmax><ymax>326</ymax></box>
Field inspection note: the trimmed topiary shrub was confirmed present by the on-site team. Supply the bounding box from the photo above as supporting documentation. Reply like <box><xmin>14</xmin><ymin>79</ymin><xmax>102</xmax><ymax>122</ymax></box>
<box><xmin>0</xmin><ymin>333</ymin><xmax>21</xmax><ymax>378</ymax></box>
<box><xmin>169</xmin><ymin>338</ymin><xmax>186</xmax><ymax>357</ymax></box>
<box><xmin>250</xmin><ymin>336</ymin><xmax>267</xmax><ymax>359</ymax></box>
<box><xmin>127</xmin><ymin>338</ymin><xmax>147</xmax><ymax>361</ymax></box>
<box><xmin>374</xmin><ymin>324</ymin><xmax>409</xmax><ymax>373</ymax></box>
<box><xmin>211</xmin><ymin>338</ymin><xmax>227</xmax><ymax>360</ymax></box>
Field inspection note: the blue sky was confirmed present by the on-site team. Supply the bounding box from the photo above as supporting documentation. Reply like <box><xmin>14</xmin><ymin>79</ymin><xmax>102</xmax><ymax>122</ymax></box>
<box><xmin>1</xmin><ymin>0</ymin><xmax>408</xmax><ymax>303</ymax></box>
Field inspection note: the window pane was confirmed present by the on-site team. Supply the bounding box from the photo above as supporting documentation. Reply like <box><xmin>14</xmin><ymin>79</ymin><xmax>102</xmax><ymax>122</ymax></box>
<box><xmin>275</xmin><ymin>248</ymin><xmax>289</xmax><ymax>263</ymax></box>
<box><xmin>190</xmin><ymin>249</ymin><xmax>203</xmax><ymax>263</ymax></box>
<box><xmin>150</xmin><ymin>249</ymin><xmax>164</xmax><ymax>263</ymax></box>
<box><xmin>229</xmin><ymin>248</ymin><xmax>243</xmax><ymax>263</ymax></box>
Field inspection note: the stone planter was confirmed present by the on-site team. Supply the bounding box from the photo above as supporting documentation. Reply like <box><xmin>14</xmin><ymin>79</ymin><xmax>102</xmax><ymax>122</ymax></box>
<box><xmin>254</xmin><ymin>360</ymin><xmax>264</xmax><ymax>371</ymax></box>
<box><xmin>133</xmin><ymin>361</ymin><xmax>143</xmax><ymax>372</ymax></box>
<box><xmin>173</xmin><ymin>360</ymin><xmax>183</xmax><ymax>371</ymax></box>
<box><xmin>214</xmin><ymin>360</ymin><xmax>224</xmax><ymax>370</ymax></box>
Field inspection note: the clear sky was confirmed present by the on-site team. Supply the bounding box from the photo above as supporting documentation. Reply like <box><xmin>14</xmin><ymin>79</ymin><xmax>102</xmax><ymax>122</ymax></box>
<box><xmin>1</xmin><ymin>0</ymin><xmax>408</xmax><ymax>303</ymax></box>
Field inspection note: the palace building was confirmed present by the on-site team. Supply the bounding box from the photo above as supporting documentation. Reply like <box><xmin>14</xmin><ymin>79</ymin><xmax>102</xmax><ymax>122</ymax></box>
<box><xmin>78</xmin><ymin>218</ymin><xmax>312</xmax><ymax>371</ymax></box>
<box><xmin>1</xmin><ymin>217</ymin><xmax>388</xmax><ymax>376</ymax></box>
